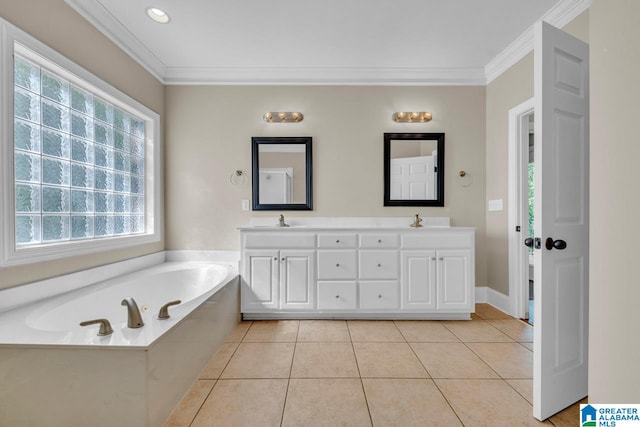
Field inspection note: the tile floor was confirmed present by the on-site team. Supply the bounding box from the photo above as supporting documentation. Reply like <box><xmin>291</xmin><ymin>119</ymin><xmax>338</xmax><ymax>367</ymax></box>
<box><xmin>164</xmin><ymin>304</ymin><xmax>584</xmax><ymax>427</ymax></box>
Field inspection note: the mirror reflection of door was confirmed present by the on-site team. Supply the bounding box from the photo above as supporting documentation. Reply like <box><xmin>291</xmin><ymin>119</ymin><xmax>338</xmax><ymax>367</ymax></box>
<box><xmin>390</xmin><ymin>140</ymin><xmax>438</xmax><ymax>200</ymax></box>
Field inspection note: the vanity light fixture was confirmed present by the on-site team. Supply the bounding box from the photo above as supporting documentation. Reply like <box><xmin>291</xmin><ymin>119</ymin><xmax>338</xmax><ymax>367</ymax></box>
<box><xmin>392</xmin><ymin>112</ymin><xmax>433</xmax><ymax>123</ymax></box>
<box><xmin>263</xmin><ymin>112</ymin><xmax>304</xmax><ymax>123</ymax></box>
<box><xmin>146</xmin><ymin>7</ymin><xmax>170</xmax><ymax>24</ymax></box>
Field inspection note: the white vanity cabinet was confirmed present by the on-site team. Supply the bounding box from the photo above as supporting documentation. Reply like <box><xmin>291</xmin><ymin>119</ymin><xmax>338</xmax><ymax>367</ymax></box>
<box><xmin>241</xmin><ymin>233</ymin><xmax>316</xmax><ymax>312</ymax></box>
<box><xmin>240</xmin><ymin>220</ymin><xmax>474</xmax><ymax>319</ymax></box>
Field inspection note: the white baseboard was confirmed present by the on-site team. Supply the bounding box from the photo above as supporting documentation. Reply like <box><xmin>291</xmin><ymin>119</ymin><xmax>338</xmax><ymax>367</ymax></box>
<box><xmin>475</xmin><ymin>286</ymin><xmax>487</xmax><ymax>303</ymax></box>
<box><xmin>475</xmin><ymin>286</ymin><xmax>511</xmax><ymax>316</ymax></box>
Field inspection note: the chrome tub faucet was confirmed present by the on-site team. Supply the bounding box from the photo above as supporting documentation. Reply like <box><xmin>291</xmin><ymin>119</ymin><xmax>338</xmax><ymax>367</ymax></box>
<box><xmin>121</xmin><ymin>297</ymin><xmax>144</xmax><ymax>328</ymax></box>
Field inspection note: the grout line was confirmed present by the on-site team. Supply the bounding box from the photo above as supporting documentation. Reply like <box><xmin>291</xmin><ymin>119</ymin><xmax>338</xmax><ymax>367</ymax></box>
<box><xmin>346</xmin><ymin>321</ymin><xmax>375</xmax><ymax>427</ymax></box>
<box><xmin>187</xmin><ymin>379</ymin><xmax>217</xmax><ymax>427</ymax></box>
<box><xmin>279</xmin><ymin>321</ymin><xmax>301</xmax><ymax>426</ymax></box>
<box><xmin>430</xmin><ymin>378</ymin><xmax>466</xmax><ymax>427</ymax></box>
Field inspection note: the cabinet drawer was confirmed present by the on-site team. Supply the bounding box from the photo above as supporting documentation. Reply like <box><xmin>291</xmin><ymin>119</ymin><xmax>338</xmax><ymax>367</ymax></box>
<box><xmin>318</xmin><ymin>233</ymin><xmax>357</xmax><ymax>249</ymax></box>
<box><xmin>360</xmin><ymin>233</ymin><xmax>399</xmax><ymax>249</ymax></box>
<box><xmin>243</xmin><ymin>233</ymin><xmax>316</xmax><ymax>249</ymax></box>
<box><xmin>359</xmin><ymin>251</ymin><xmax>398</xmax><ymax>279</ymax></box>
<box><xmin>401</xmin><ymin>232</ymin><xmax>473</xmax><ymax>249</ymax></box>
<box><xmin>318</xmin><ymin>281</ymin><xmax>357</xmax><ymax>310</ymax></box>
<box><xmin>317</xmin><ymin>250</ymin><xmax>357</xmax><ymax>280</ymax></box>
<box><xmin>359</xmin><ymin>281</ymin><xmax>399</xmax><ymax>310</ymax></box>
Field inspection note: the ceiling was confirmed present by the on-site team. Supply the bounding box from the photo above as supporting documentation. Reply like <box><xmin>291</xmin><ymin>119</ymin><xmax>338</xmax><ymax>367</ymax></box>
<box><xmin>64</xmin><ymin>0</ymin><xmax>588</xmax><ymax>85</ymax></box>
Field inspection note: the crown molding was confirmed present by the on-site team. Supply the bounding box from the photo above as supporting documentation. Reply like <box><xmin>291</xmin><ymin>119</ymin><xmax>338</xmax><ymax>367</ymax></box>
<box><xmin>64</xmin><ymin>0</ymin><xmax>166</xmax><ymax>82</ymax></box>
<box><xmin>163</xmin><ymin>67</ymin><xmax>486</xmax><ymax>86</ymax></box>
<box><xmin>65</xmin><ymin>0</ymin><xmax>589</xmax><ymax>86</ymax></box>
<box><xmin>485</xmin><ymin>0</ymin><xmax>591</xmax><ymax>84</ymax></box>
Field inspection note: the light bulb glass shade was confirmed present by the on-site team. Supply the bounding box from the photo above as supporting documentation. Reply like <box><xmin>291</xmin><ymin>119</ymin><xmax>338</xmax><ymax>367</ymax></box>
<box><xmin>146</xmin><ymin>7</ymin><xmax>170</xmax><ymax>23</ymax></box>
<box><xmin>263</xmin><ymin>112</ymin><xmax>304</xmax><ymax>123</ymax></box>
<box><xmin>392</xmin><ymin>112</ymin><xmax>432</xmax><ymax>123</ymax></box>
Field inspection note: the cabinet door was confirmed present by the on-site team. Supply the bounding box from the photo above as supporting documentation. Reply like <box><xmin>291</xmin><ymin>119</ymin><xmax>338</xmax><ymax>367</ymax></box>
<box><xmin>242</xmin><ymin>250</ymin><xmax>279</xmax><ymax>310</ymax></box>
<box><xmin>280</xmin><ymin>250</ymin><xmax>315</xmax><ymax>310</ymax></box>
<box><xmin>437</xmin><ymin>250</ymin><xmax>473</xmax><ymax>310</ymax></box>
<box><xmin>401</xmin><ymin>250</ymin><xmax>437</xmax><ymax>309</ymax></box>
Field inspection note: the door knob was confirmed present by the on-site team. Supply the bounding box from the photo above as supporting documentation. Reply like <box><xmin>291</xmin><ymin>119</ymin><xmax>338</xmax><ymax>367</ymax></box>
<box><xmin>545</xmin><ymin>237</ymin><xmax>567</xmax><ymax>250</ymax></box>
<box><xmin>524</xmin><ymin>237</ymin><xmax>534</xmax><ymax>248</ymax></box>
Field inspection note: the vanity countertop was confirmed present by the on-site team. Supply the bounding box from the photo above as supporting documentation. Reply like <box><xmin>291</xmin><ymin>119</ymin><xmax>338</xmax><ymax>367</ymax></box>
<box><xmin>238</xmin><ymin>217</ymin><xmax>475</xmax><ymax>231</ymax></box>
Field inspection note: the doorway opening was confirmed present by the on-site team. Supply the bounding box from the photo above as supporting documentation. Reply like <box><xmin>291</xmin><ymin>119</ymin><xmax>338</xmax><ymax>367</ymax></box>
<box><xmin>507</xmin><ymin>98</ymin><xmax>534</xmax><ymax>321</ymax></box>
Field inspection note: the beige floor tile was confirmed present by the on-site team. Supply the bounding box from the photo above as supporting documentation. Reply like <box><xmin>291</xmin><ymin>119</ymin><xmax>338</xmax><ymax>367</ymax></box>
<box><xmin>354</xmin><ymin>342</ymin><xmax>428</xmax><ymax>378</ymax></box>
<box><xmin>220</xmin><ymin>342</ymin><xmax>294</xmax><ymax>379</ymax></box>
<box><xmin>224</xmin><ymin>321</ymin><xmax>253</xmax><ymax>342</ymax></box>
<box><xmin>348</xmin><ymin>320</ymin><xmax>405</xmax><ymax>342</ymax></box>
<box><xmin>549</xmin><ymin>397</ymin><xmax>587</xmax><ymax>427</ymax></box>
<box><xmin>521</xmin><ymin>342</ymin><xmax>534</xmax><ymax>351</ymax></box>
<box><xmin>436</xmin><ymin>379</ymin><xmax>551</xmax><ymax>426</ymax></box>
<box><xmin>488</xmin><ymin>319</ymin><xmax>534</xmax><ymax>342</ymax></box>
<box><xmin>442</xmin><ymin>319</ymin><xmax>515</xmax><ymax>342</ymax></box>
<box><xmin>507</xmin><ymin>379</ymin><xmax>533</xmax><ymax>404</ymax></box>
<box><xmin>297</xmin><ymin>320</ymin><xmax>351</xmax><ymax>342</ymax></box>
<box><xmin>191</xmin><ymin>379</ymin><xmax>287</xmax><ymax>427</ymax></box>
<box><xmin>242</xmin><ymin>320</ymin><xmax>299</xmax><ymax>342</ymax></box>
<box><xmin>467</xmin><ymin>342</ymin><xmax>533</xmax><ymax>378</ymax></box>
<box><xmin>410</xmin><ymin>343</ymin><xmax>499</xmax><ymax>379</ymax></box>
<box><xmin>474</xmin><ymin>303</ymin><xmax>512</xmax><ymax>319</ymax></box>
<box><xmin>164</xmin><ymin>380</ymin><xmax>215</xmax><ymax>427</ymax></box>
<box><xmin>199</xmin><ymin>342</ymin><xmax>239</xmax><ymax>379</ymax></box>
<box><xmin>363</xmin><ymin>379</ymin><xmax>462</xmax><ymax>427</ymax></box>
<box><xmin>394</xmin><ymin>320</ymin><xmax>461</xmax><ymax>342</ymax></box>
<box><xmin>282</xmin><ymin>379</ymin><xmax>372</xmax><ymax>427</ymax></box>
<box><xmin>291</xmin><ymin>342</ymin><xmax>359</xmax><ymax>378</ymax></box>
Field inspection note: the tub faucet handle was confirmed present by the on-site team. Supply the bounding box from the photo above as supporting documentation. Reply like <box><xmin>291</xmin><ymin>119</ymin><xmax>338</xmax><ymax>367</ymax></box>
<box><xmin>80</xmin><ymin>318</ymin><xmax>114</xmax><ymax>336</ymax></box>
<box><xmin>158</xmin><ymin>300</ymin><xmax>182</xmax><ymax>319</ymax></box>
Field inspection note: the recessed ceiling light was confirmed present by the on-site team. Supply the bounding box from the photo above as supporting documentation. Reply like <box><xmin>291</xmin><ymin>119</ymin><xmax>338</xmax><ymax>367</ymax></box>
<box><xmin>146</xmin><ymin>7</ymin><xmax>170</xmax><ymax>24</ymax></box>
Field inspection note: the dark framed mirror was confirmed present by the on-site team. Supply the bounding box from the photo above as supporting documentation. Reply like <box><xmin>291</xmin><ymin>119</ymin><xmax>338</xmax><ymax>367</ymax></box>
<box><xmin>384</xmin><ymin>133</ymin><xmax>445</xmax><ymax>207</ymax></box>
<box><xmin>252</xmin><ymin>136</ymin><xmax>313</xmax><ymax>210</ymax></box>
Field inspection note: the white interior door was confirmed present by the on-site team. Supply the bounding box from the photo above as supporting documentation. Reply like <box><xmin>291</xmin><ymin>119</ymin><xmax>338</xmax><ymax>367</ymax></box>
<box><xmin>533</xmin><ymin>21</ymin><xmax>589</xmax><ymax>420</ymax></box>
<box><xmin>390</xmin><ymin>156</ymin><xmax>434</xmax><ymax>199</ymax></box>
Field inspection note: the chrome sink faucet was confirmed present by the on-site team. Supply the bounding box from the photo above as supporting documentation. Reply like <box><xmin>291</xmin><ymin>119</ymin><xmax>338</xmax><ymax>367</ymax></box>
<box><xmin>278</xmin><ymin>214</ymin><xmax>290</xmax><ymax>227</ymax></box>
<box><xmin>410</xmin><ymin>214</ymin><xmax>423</xmax><ymax>228</ymax></box>
<box><xmin>121</xmin><ymin>297</ymin><xmax>144</xmax><ymax>328</ymax></box>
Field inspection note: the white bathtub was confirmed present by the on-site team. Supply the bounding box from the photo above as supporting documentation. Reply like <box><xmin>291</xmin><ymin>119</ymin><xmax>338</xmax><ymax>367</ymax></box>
<box><xmin>0</xmin><ymin>252</ymin><xmax>241</xmax><ymax>427</ymax></box>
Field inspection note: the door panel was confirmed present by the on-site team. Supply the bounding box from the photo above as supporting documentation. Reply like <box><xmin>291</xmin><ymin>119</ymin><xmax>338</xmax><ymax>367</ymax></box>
<box><xmin>437</xmin><ymin>250</ymin><xmax>472</xmax><ymax>310</ymax></box>
<box><xmin>401</xmin><ymin>250</ymin><xmax>436</xmax><ymax>309</ymax></box>
<box><xmin>243</xmin><ymin>250</ymin><xmax>278</xmax><ymax>310</ymax></box>
<box><xmin>281</xmin><ymin>250</ymin><xmax>315</xmax><ymax>310</ymax></box>
<box><xmin>533</xmin><ymin>21</ymin><xmax>589</xmax><ymax>420</ymax></box>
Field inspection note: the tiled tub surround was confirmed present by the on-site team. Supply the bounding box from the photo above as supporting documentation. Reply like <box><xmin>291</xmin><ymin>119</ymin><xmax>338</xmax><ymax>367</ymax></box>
<box><xmin>0</xmin><ymin>252</ymin><xmax>241</xmax><ymax>427</ymax></box>
<box><xmin>166</xmin><ymin>305</ymin><xmax>583</xmax><ymax>427</ymax></box>
<box><xmin>240</xmin><ymin>217</ymin><xmax>475</xmax><ymax>320</ymax></box>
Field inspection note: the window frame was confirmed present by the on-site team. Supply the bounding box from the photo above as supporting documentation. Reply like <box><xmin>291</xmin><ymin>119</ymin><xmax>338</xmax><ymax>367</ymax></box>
<box><xmin>0</xmin><ymin>18</ymin><xmax>163</xmax><ymax>268</ymax></box>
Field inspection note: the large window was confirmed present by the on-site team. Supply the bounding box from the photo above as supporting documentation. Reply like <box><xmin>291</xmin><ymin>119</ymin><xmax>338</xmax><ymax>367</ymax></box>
<box><xmin>1</xmin><ymin>20</ymin><xmax>162</xmax><ymax>267</ymax></box>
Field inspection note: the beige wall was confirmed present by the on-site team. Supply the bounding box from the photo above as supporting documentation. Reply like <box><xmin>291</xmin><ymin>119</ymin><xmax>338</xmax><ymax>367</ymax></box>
<box><xmin>484</xmin><ymin>11</ymin><xmax>589</xmax><ymax>295</ymax></box>
<box><xmin>166</xmin><ymin>86</ymin><xmax>488</xmax><ymax>286</ymax></box>
<box><xmin>589</xmin><ymin>0</ymin><xmax>640</xmax><ymax>403</ymax></box>
<box><xmin>0</xmin><ymin>0</ymin><xmax>165</xmax><ymax>289</ymax></box>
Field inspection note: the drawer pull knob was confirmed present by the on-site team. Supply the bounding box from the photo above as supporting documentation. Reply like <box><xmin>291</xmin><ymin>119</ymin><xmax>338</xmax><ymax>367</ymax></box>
<box><xmin>378</xmin><ymin>239</ymin><xmax>382</xmax><ymax>243</ymax></box>
<box><xmin>273</xmin><ymin>257</ymin><xmax>277</xmax><ymax>261</ymax></box>
<box><xmin>335</xmin><ymin>295</ymin><xmax>340</xmax><ymax>299</ymax></box>
<box><xmin>336</xmin><ymin>263</ymin><xmax>340</xmax><ymax>267</ymax></box>
<box><xmin>281</xmin><ymin>257</ymin><xmax>285</xmax><ymax>261</ymax></box>
<box><xmin>377</xmin><ymin>263</ymin><xmax>382</xmax><ymax>267</ymax></box>
<box><xmin>378</xmin><ymin>294</ymin><xmax>382</xmax><ymax>298</ymax></box>
<box><xmin>439</xmin><ymin>257</ymin><xmax>444</xmax><ymax>261</ymax></box>
<box><xmin>336</xmin><ymin>239</ymin><xmax>340</xmax><ymax>243</ymax></box>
